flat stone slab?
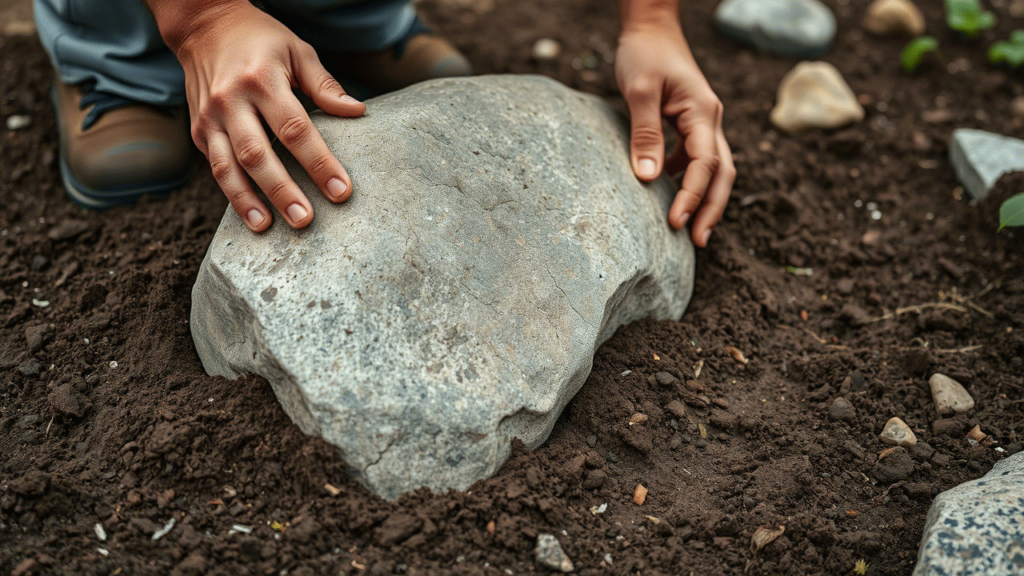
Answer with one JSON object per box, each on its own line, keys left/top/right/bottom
{"left": 913, "top": 451, "right": 1024, "bottom": 575}
{"left": 714, "top": 0, "right": 836, "bottom": 58}
{"left": 191, "top": 75, "right": 695, "bottom": 499}
{"left": 950, "top": 129, "right": 1024, "bottom": 201}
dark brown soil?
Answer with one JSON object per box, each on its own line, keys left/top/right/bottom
{"left": 2, "top": 1, "right": 1023, "bottom": 575}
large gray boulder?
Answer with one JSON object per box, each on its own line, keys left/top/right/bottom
{"left": 190, "top": 75, "right": 695, "bottom": 499}
{"left": 913, "top": 451, "right": 1024, "bottom": 576}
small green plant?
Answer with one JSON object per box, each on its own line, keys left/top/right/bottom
{"left": 1000, "top": 194, "right": 1024, "bottom": 230}
{"left": 988, "top": 30, "right": 1024, "bottom": 67}
{"left": 946, "top": 0, "right": 997, "bottom": 37}
{"left": 901, "top": 36, "right": 939, "bottom": 72}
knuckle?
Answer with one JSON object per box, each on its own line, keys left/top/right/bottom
{"left": 631, "top": 124, "right": 663, "bottom": 148}
{"left": 307, "top": 154, "right": 334, "bottom": 178}
{"left": 317, "top": 73, "right": 343, "bottom": 96}
{"left": 624, "top": 76, "right": 658, "bottom": 100}
{"left": 207, "top": 88, "right": 232, "bottom": 112}
{"left": 266, "top": 180, "right": 293, "bottom": 203}
{"left": 209, "top": 157, "right": 234, "bottom": 182}
{"left": 277, "top": 115, "right": 312, "bottom": 147}
{"left": 235, "top": 138, "right": 267, "bottom": 170}
{"left": 225, "top": 187, "right": 249, "bottom": 205}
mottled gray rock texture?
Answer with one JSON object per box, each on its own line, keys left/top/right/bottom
{"left": 950, "top": 129, "right": 1024, "bottom": 201}
{"left": 714, "top": 0, "right": 836, "bottom": 57}
{"left": 191, "top": 75, "right": 696, "bottom": 500}
{"left": 913, "top": 451, "right": 1024, "bottom": 576}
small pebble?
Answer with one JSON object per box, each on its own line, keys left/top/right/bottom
{"left": 880, "top": 417, "right": 917, "bottom": 447}
{"left": 535, "top": 534, "right": 574, "bottom": 572}
{"left": 863, "top": 0, "right": 925, "bottom": 36}
{"left": 770, "top": 62, "right": 864, "bottom": 133}
{"left": 531, "top": 39, "right": 561, "bottom": 60}
{"left": 6, "top": 115, "right": 31, "bottom": 131}
{"left": 829, "top": 396, "right": 857, "bottom": 422}
{"left": 929, "top": 373, "right": 975, "bottom": 416}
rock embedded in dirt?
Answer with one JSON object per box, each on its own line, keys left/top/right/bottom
{"left": 862, "top": 0, "right": 925, "bottom": 36}
{"left": 535, "top": 533, "right": 574, "bottom": 572}
{"left": 46, "top": 219, "right": 90, "bottom": 242}
{"left": 17, "top": 359, "right": 41, "bottom": 377}
{"left": 829, "top": 396, "right": 856, "bottom": 422}
{"left": 913, "top": 451, "right": 1024, "bottom": 576}
{"left": 880, "top": 417, "right": 916, "bottom": 447}
{"left": 770, "top": 62, "right": 864, "bottom": 133}
{"left": 949, "top": 129, "right": 1024, "bottom": 200}
{"left": 928, "top": 373, "right": 975, "bottom": 415}
{"left": 191, "top": 75, "right": 696, "bottom": 500}
{"left": 872, "top": 447, "right": 915, "bottom": 483}
{"left": 24, "top": 324, "right": 50, "bottom": 353}
{"left": 714, "top": 0, "right": 835, "bottom": 57}
{"left": 49, "top": 383, "right": 85, "bottom": 418}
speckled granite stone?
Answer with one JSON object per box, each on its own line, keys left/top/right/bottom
{"left": 191, "top": 75, "right": 696, "bottom": 500}
{"left": 913, "top": 451, "right": 1024, "bottom": 575}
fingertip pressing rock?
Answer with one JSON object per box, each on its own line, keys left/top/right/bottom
{"left": 714, "top": 0, "right": 836, "bottom": 57}
{"left": 829, "top": 396, "right": 857, "bottom": 422}
{"left": 770, "top": 62, "right": 864, "bottom": 133}
{"left": 950, "top": 129, "right": 1024, "bottom": 201}
{"left": 880, "top": 417, "right": 917, "bottom": 447}
{"left": 929, "top": 373, "right": 975, "bottom": 416}
{"left": 535, "top": 534, "right": 574, "bottom": 572}
{"left": 912, "top": 451, "right": 1024, "bottom": 576}
{"left": 863, "top": 0, "right": 925, "bottom": 36}
{"left": 190, "top": 76, "right": 696, "bottom": 500}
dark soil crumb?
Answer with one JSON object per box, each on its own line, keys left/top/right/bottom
{"left": 1, "top": 0, "right": 1022, "bottom": 575}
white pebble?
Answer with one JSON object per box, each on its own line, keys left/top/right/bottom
{"left": 94, "top": 523, "right": 107, "bottom": 541}
{"left": 6, "top": 115, "right": 31, "bottom": 131}
{"left": 31, "top": 299, "right": 49, "bottom": 308}
{"left": 620, "top": 370, "right": 632, "bottom": 377}
{"left": 531, "top": 38, "right": 561, "bottom": 60}
{"left": 152, "top": 518, "right": 176, "bottom": 540}
{"left": 871, "top": 210, "right": 882, "bottom": 220}
{"left": 109, "top": 361, "right": 118, "bottom": 368}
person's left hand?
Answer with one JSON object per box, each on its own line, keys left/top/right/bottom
{"left": 615, "top": 22, "right": 735, "bottom": 247}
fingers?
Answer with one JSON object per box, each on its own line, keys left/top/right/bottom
{"left": 227, "top": 108, "right": 314, "bottom": 229}
{"left": 294, "top": 46, "right": 366, "bottom": 118}
{"left": 668, "top": 121, "right": 719, "bottom": 230}
{"left": 256, "top": 82, "right": 353, "bottom": 204}
{"left": 207, "top": 131, "right": 271, "bottom": 232}
{"left": 622, "top": 78, "right": 666, "bottom": 182}
{"left": 689, "top": 132, "right": 735, "bottom": 247}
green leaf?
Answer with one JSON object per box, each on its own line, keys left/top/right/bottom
{"left": 988, "top": 31, "right": 1024, "bottom": 67}
{"left": 1010, "top": 30, "right": 1024, "bottom": 44}
{"left": 946, "top": 0, "right": 997, "bottom": 35}
{"left": 976, "top": 11, "right": 997, "bottom": 31}
{"left": 999, "top": 193, "right": 1024, "bottom": 230}
{"left": 902, "top": 36, "right": 939, "bottom": 72}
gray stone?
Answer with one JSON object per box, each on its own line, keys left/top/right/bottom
{"left": 929, "top": 373, "right": 975, "bottom": 416}
{"left": 829, "top": 396, "right": 856, "bottom": 422}
{"left": 535, "top": 533, "right": 574, "bottom": 572}
{"left": 191, "top": 75, "right": 695, "bottom": 500}
{"left": 913, "top": 451, "right": 1024, "bottom": 576}
{"left": 950, "top": 129, "right": 1024, "bottom": 201}
{"left": 714, "top": 0, "right": 836, "bottom": 57}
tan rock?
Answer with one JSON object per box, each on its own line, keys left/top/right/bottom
{"left": 929, "top": 373, "right": 975, "bottom": 416}
{"left": 880, "top": 417, "right": 917, "bottom": 447}
{"left": 863, "top": 0, "right": 925, "bottom": 37}
{"left": 770, "top": 62, "right": 865, "bottom": 133}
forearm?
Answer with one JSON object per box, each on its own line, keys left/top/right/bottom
{"left": 618, "top": 0, "right": 681, "bottom": 33}
{"left": 143, "top": 0, "right": 247, "bottom": 51}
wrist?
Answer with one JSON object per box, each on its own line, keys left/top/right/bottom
{"left": 146, "top": 0, "right": 250, "bottom": 53}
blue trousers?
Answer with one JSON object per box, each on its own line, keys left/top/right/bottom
{"left": 34, "top": 0, "right": 416, "bottom": 107}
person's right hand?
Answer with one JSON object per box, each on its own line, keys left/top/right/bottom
{"left": 162, "top": 0, "right": 364, "bottom": 232}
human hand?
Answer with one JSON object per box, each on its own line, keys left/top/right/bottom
{"left": 615, "top": 22, "right": 735, "bottom": 247}
{"left": 160, "top": 0, "right": 365, "bottom": 232}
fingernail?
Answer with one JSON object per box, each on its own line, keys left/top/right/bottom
{"left": 638, "top": 158, "right": 657, "bottom": 178}
{"left": 340, "top": 95, "right": 360, "bottom": 104}
{"left": 678, "top": 212, "right": 691, "bottom": 227}
{"left": 286, "top": 203, "right": 308, "bottom": 223}
{"left": 701, "top": 228, "right": 712, "bottom": 246}
{"left": 327, "top": 178, "right": 348, "bottom": 200}
{"left": 247, "top": 209, "right": 265, "bottom": 228}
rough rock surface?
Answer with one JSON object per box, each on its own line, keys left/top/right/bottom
{"left": 929, "top": 373, "right": 975, "bottom": 416}
{"left": 770, "top": 62, "right": 864, "bottom": 133}
{"left": 714, "top": 0, "right": 836, "bottom": 57}
{"left": 190, "top": 75, "right": 696, "bottom": 499}
{"left": 535, "top": 534, "right": 575, "bottom": 572}
{"left": 950, "top": 129, "right": 1024, "bottom": 200}
{"left": 913, "top": 452, "right": 1024, "bottom": 575}
{"left": 880, "top": 417, "right": 917, "bottom": 447}
{"left": 863, "top": 0, "right": 925, "bottom": 36}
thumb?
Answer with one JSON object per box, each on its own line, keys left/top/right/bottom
{"left": 624, "top": 86, "right": 665, "bottom": 182}
{"left": 295, "top": 50, "right": 366, "bottom": 118}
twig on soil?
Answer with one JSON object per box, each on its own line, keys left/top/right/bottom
{"left": 865, "top": 302, "right": 969, "bottom": 324}
{"left": 932, "top": 345, "right": 984, "bottom": 354}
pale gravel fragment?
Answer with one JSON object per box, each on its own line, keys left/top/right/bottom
{"left": 151, "top": 518, "right": 175, "bottom": 541}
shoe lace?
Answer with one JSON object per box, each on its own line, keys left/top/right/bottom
{"left": 78, "top": 81, "right": 172, "bottom": 130}
{"left": 392, "top": 14, "right": 433, "bottom": 60}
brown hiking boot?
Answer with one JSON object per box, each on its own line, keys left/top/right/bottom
{"left": 325, "top": 15, "right": 473, "bottom": 95}
{"left": 53, "top": 78, "right": 194, "bottom": 209}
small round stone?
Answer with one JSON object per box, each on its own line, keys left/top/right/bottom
{"left": 531, "top": 39, "right": 561, "bottom": 61}
{"left": 880, "top": 417, "right": 917, "bottom": 447}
